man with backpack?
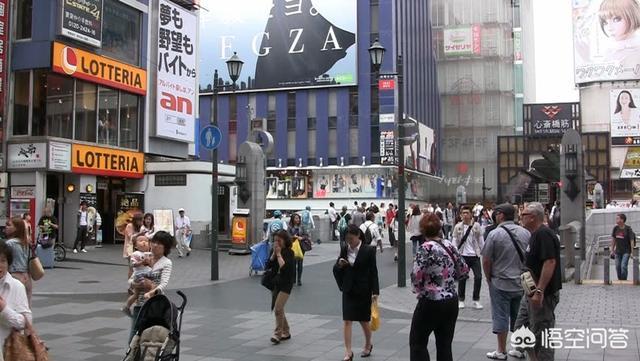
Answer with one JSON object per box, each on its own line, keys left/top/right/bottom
{"left": 338, "top": 206, "right": 351, "bottom": 248}
{"left": 359, "top": 212, "right": 383, "bottom": 252}
{"left": 351, "top": 207, "right": 366, "bottom": 228}
{"left": 267, "top": 211, "right": 287, "bottom": 243}
{"left": 300, "top": 206, "right": 316, "bottom": 243}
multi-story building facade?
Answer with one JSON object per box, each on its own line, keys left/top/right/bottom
{"left": 198, "top": 0, "right": 442, "bottom": 211}
{"left": 5, "top": 0, "right": 199, "bottom": 244}
{"left": 429, "top": 0, "right": 522, "bottom": 203}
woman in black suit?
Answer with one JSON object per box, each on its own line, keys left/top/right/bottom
{"left": 333, "top": 225, "right": 380, "bottom": 361}
{"left": 267, "top": 230, "right": 295, "bottom": 344}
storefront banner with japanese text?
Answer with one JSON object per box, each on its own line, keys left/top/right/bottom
{"left": 115, "top": 192, "right": 144, "bottom": 239}
{"left": 156, "top": 0, "right": 197, "bottom": 143}
{"left": 443, "top": 25, "right": 481, "bottom": 57}
{"left": 573, "top": 0, "right": 640, "bottom": 83}
{"left": 60, "top": 0, "right": 103, "bottom": 47}
{"left": 610, "top": 89, "right": 640, "bottom": 145}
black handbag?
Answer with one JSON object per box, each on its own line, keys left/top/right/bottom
{"left": 261, "top": 268, "right": 276, "bottom": 291}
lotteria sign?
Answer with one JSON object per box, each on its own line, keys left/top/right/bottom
{"left": 72, "top": 144, "right": 144, "bottom": 178}
{"left": 52, "top": 42, "right": 147, "bottom": 95}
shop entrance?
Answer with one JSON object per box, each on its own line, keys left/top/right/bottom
{"left": 96, "top": 177, "right": 125, "bottom": 243}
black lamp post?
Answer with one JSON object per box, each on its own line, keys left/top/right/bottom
{"left": 211, "top": 52, "right": 243, "bottom": 281}
{"left": 369, "top": 40, "right": 407, "bottom": 287}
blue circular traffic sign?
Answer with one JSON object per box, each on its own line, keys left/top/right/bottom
{"left": 201, "top": 125, "right": 222, "bottom": 150}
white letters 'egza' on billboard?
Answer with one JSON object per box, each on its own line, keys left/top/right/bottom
{"left": 199, "top": 0, "right": 357, "bottom": 92}
{"left": 573, "top": 0, "right": 640, "bottom": 83}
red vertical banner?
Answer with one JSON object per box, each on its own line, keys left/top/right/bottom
{"left": 0, "top": 0, "right": 8, "bottom": 126}
{"left": 472, "top": 24, "right": 482, "bottom": 55}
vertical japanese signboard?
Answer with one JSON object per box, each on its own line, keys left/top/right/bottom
{"left": 0, "top": 0, "right": 8, "bottom": 127}
{"left": 156, "top": 0, "right": 197, "bottom": 143}
{"left": 60, "top": 0, "right": 103, "bottom": 47}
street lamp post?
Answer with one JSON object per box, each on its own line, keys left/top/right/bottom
{"left": 369, "top": 40, "right": 407, "bottom": 287}
{"left": 211, "top": 52, "right": 243, "bottom": 281}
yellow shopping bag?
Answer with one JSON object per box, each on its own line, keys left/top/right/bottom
{"left": 370, "top": 299, "right": 380, "bottom": 331}
{"left": 292, "top": 239, "right": 304, "bottom": 259}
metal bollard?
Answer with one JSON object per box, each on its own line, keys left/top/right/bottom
{"left": 634, "top": 247, "right": 639, "bottom": 285}
{"left": 604, "top": 246, "right": 611, "bottom": 285}
{"left": 574, "top": 255, "right": 582, "bottom": 285}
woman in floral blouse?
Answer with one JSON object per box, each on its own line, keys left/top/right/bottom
{"left": 409, "top": 213, "right": 469, "bottom": 361}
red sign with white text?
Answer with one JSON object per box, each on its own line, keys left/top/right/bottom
{"left": 0, "top": 0, "right": 9, "bottom": 119}
{"left": 378, "top": 79, "right": 395, "bottom": 90}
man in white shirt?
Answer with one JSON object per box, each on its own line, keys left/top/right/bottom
{"left": 328, "top": 202, "right": 338, "bottom": 242}
{"left": 73, "top": 201, "right": 89, "bottom": 253}
{"left": 175, "top": 208, "right": 192, "bottom": 257}
{"left": 443, "top": 202, "right": 455, "bottom": 239}
{"left": 452, "top": 206, "right": 485, "bottom": 309}
{"left": 360, "top": 212, "right": 383, "bottom": 252}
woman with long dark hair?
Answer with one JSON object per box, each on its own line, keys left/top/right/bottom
{"left": 5, "top": 217, "right": 33, "bottom": 305}
{"left": 333, "top": 225, "right": 379, "bottom": 361}
{"left": 141, "top": 212, "right": 157, "bottom": 239}
{"left": 267, "top": 230, "right": 295, "bottom": 344}
{"left": 289, "top": 213, "right": 309, "bottom": 286}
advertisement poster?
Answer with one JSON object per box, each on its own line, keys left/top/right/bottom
{"left": 153, "top": 209, "right": 175, "bottom": 236}
{"left": 291, "top": 176, "right": 307, "bottom": 198}
{"left": 266, "top": 177, "right": 279, "bottom": 199}
{"left": 620, "top": 147, "right": 640, "bottom": 178}
{"left": 610, "top": 89, "right": 640, "bottom": 145}
{"left": 403, "top": 120, "right": 435, "bottom": 175}
{"left": 573, "top": 0, "right": 640, "bottom": 83}
{"left": 79, "top": 193, "right": 97, "bottom": 208}
{"left": 443, "top": 25, "right": 481, "bottom": 57}
{"left": 380, "top": 131, "right": 396, "bottom": 165}
{"left": 114, "top": 193, "right": 144, "bottom": 239}
{"left": 60, "top": 0, "right": 103, "bottom": 47}
{"left": 231, "top": 216, "right": 248, "bottom": 244}
{"left": 315, "top": 174, "right": 330, "bottom": 198}
{"left": 156, "top": 0, "right": 197, "bottom": 143}
{"left": 199, "top": 0, "right": 357, "bottom": 91}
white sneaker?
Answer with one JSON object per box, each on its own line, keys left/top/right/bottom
{"left": 508, "top": 349, "right": 525, "bottom": 359}
{"left": 473, "top": 301, "right": 484, "bottom": 310}
{"left": 458, "top": 301, "right": 465, "bottom": 309}
{"left": 81, "top": 249, "right": 88, "bottom": 253}
{"left": 73, "top": 249, "right": 78, "bottom": 254}
{"left": 486, "top": 350, "right": 507, "bottom": 360}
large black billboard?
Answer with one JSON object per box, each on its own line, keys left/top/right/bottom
{"left": 60, "top": 0, "right": 104, "bottom": 47}
{"left": 199, "top": 0, "right": 357, "bottom": 92}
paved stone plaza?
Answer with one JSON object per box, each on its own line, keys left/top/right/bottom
{"left": 31, "top": 242, "right": 640, "bottom": 361}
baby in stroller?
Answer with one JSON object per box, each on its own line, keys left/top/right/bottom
{"left": 122, "top": 238, "right": 152, "bottom": 316}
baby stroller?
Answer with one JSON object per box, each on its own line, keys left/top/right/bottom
{"left": 123, "top": 291, "right": 187, "bottom": 361}
{"left": 249, "top": 239, "right": 271, "bottom": 276}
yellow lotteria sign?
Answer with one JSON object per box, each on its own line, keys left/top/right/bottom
{"left": 72, "top": 144, "right": 144, "bottom": 179}
{"left": 52, "top": 42, "right": 147, "bottom": 95}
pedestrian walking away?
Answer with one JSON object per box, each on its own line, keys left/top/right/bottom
{"left": 514, "top": 202, "right": 562, "bottom": 361}
{"left": 351, "top": 207, "right": 366, "bottom": 228}
{"left": 333, "top": 225, "right": 379, "bottom": 361}
{"left": 175, "top": 208, "right": 192, "bottom": 257}
{"left": 410, "top": 213, "right": 469, "bottom": 361}
{"left": 328, "top": 202, "right": 339, "bottom": 242}
{"left": 301, "top": 206, "right": 316, "bottom": 243}
{"left": 443, "top": 202, "right": 455, "bottom": 240}
{"left": 452, "top": 206, "right": 485, "bottom": 310}
{"left": 267, "top": 230, "right": 295, "bottom": 345}
{"left": 482, "top": 203, "right": 531, "bottom": 360}
{"left": 610, "top": 213, "right": 635, "bottom": 281}
{"left": 360, "top": 212, "right": 383, "bottom": 253}
{"left": 5, "top": 217, "right": 34, "bottom": 306}
{"left": 407, "top": 206, "right": 423, "bottom": 257}
{"left": 73, "top": 201, "right": 89, "bottom": 253}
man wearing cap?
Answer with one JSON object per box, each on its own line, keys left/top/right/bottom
{"left": 482, "top": 203, "right": 531, "bottom": 360}
{"left": 175, "top": 208, "right": 192, "bottom": 257}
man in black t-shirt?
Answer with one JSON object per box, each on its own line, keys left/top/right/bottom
{"left": 611, "top": 213, "right": 635, "bottom": 281}
{"left": 514, "top": 202, "right": 561, "bottom": 361}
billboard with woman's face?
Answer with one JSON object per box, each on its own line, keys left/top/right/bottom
{"left": 610, "top": 89, "right": 640, "bottom": 145}
{"left": 573, "top": 0, "right": 640, "bottom": 83}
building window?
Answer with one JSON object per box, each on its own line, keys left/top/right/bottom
{"left": 32, "top": 71, "right": 46, "bottom": 136}
{"left": 12, "top": 71, "right": 30, "bottom": 135}
{"left": 101, "top": 0, "right": 141, "bottom": 64}
{"left": 155, "top": 174, "right": 187, "bottom": 186}
{"left": 307, "top": 117, "right": 316, "bottom": 130}
{"left": 328, "top": 116, "right": 338, "bottom": 129}
{"left": 15, "top": 0, "right": 32, "bottom": 40}
{"left": 98, "top": 87, "right": 118, "bottom": 146}
{"left": 45, "top": 73, "right": 74, "bottom": 139}
{"left": 120, "top": 92, "right": 139, "bottom": 149}
{"left": 75, "top": 80, "right": 97, "bottom": 142}
{"left": 287, "top": 118, "right": 296, "bottom": 130}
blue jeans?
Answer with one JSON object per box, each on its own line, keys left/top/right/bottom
{"left": 615, "top": 253, "right": 630, "bottom": 281}
{"left": 128, "top": 305, "right": 141, "bottom": 344}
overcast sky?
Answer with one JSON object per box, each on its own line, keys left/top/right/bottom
{"left": 530, "top": 0, "right": 580, "bottom": 103}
